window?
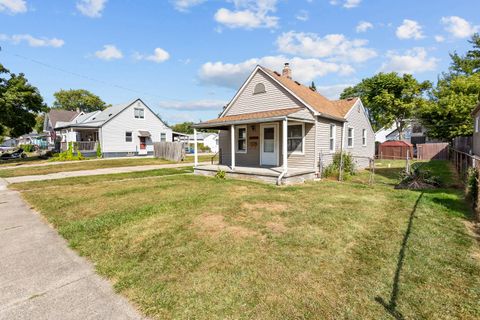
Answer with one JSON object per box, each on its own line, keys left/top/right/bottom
{"left": 134, "top": 108, "right": 144, "bottom": 119}
{"left": 476, "top": 117, "right": 480, "bottom": 133}
{"left": 253, "top": 83, "right": 266, "bottom": 94}
{"left": 287, "top": 123, "right": 304, "bottom": 154}
{"left": 236, "top": 126, "right": 247, "bottom": 153}
{"left": 347, "top": 127, "right": 354, "bottom": 148}
{"left": 329, "top": 124, "right": 336, "bottom": 152}
{"left": 362, "top": 129, "right": 367, "bottom": 146}
{"left": 160, "top": 133, "right": 166, "bottom": 142}
{"left": 125, "top": 131, "right": 132, "bottom": 142}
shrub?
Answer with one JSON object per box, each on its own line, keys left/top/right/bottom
{"left": 467, "top": 168, "right": 479, "bottom": 209}
{"left": 19, "top": 144, "right": 35, "bottom": 152}
{"left": 96, "top": 142, "right": 102, "bottom": 158}
{"left": 323, "top": 152, "right": 356, "bottom": 179}
{"left": 49, "top": 142, "right": 86, "bottom": 162}
{"left": 215, "top": 170, "right": 226, "bottom": 179}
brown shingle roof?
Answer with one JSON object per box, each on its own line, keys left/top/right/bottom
{"left": 261, "top": 67, "right": 355, "bottom": 118}
{"left": 48, "top": 109, "right": 80, "bottom": 128}
{"left": 200, "top": 107, "right": 303, "bottom": 125}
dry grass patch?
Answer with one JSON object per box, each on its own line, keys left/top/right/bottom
{"left": 193, "top": 213, "right": 259, "bottom": 240}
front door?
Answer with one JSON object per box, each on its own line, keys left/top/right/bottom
{"left": 139, "top": 137, "right": 147, "bottom": 155}
{"left": 260, "top": 123, "right": 278, "bottom": 166}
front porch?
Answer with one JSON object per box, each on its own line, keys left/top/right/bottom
{"left": 192, "top": 108, "right": 318, "bottom": 185}
{"left": 60, "top": 128, "right": 100, "bottom": 153}
{"left": 194, "top": 164, "right": 316, "bottom": 185}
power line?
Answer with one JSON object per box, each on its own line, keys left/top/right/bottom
{"left": 2, "top": 49, "right": 184, "bottom": 102}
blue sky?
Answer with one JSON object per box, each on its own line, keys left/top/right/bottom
{"left": 1, "top": 0, "right": 479, "bottom": 124}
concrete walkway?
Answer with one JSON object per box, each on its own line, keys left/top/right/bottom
{"left": 0, "top": 181, "right": 145, "bottom": 319}
{"left": 4, "top": 162, "right": 208, "bottom": 184}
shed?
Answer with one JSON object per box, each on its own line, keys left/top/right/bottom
{"left": 378, "top": 140, "right": 414, "bottom": 160}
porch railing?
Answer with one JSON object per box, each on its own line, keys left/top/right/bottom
{"left": 60, "top": 141, "right": 97, "bottom": 152}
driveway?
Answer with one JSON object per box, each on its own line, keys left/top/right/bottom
{"left": 0, "top": 179, "right": 145, "bottom": 319}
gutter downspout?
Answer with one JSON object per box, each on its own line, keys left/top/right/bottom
{"left": 339, "top": 122, "right": 346, "bottom": 181}
{"left": 277, "top": 117, "right": 288, "bottom": 186}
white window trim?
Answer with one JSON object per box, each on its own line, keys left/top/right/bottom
{"left": 160, "top": 132, "right": 166, "bottom": 142}
{"left": 287, "top": 122, "right": 305, "bottom": 155}
{"left": 125, "top": 131, "right": 132, "bottom": 143}
{"left": 134, "top": 108, "right": 145, "bottom": 119}
{"left": 329, "top": 124, "right": 336, "bottom": 153}
{"left": 476, "top": 116, "right": 480, "bottom": 133}
{"left": 362, "top": 129, "right": 367, "bottom": 147}
{"left": 235, "top": 125, "right": 247, "bottom": 154}
{"left": 347, "top": 127, "right": 354, "bottom": 148}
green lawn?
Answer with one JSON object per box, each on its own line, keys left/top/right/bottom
{"left": 11, "top": 161, "right": 480, "bottom": 319}
{"left": 0, "top": 154, "right": 215, "bottom": 178}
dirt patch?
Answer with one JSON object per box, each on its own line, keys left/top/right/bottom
{"left": 194, "top": 213, "right": 258, "bottom": 239}
{"left": 242, "top": 202, "right": 289, "bottom": 212}
{"left": 266, "top": 221, "right": 287, "bottom": 233}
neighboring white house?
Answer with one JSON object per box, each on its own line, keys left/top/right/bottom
{"left": 54, "top": 99, "right": 172, "bottom": 157}
{"left": 375, "top": 120, "right": 431, "bottom": 145}
{"left": 174, "top": 132, "right": 219, "bottom": 153}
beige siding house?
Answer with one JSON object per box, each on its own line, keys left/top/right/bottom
{"left": 193, "top": 64, "right": 375, "bottom": 184}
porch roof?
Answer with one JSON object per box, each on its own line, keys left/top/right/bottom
{"left": 193, "top": 107, "right": 313, "bottom": 129}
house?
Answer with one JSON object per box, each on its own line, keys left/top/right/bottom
{"left": 192, "top": 63, "right": 375, "bottom": 184}
{"left": 54, "top": 98, "right": 172, "bottom": 157}
{"left": 174, "top": 132, "right": 219, "bottom": 153}
{"left": 44, "top": 109, "right": 82, "bottom": 147}
{"left": 375, "top": 120, "right": 431, "bottom": 146}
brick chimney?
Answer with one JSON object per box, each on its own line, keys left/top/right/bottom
{"left": 282, "top": 62, "right": 292, "bottom": 79}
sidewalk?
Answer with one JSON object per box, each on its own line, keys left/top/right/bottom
{"left": 4, "top": 162, "right": 207, "bottom": 184}
{"left": 0, "top": 183, "right": 145, "bottom": 319}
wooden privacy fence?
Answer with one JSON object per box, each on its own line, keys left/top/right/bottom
{"left": 417, "top": 142, "right": 449, "bottom": 160}
{"left": 153, "top": 142, "right": 185, "bottom": 162}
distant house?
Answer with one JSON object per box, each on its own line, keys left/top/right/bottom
{"left": 52, "top": 99, "right": 172, "bottom": 157}
{"left": 192, "top": 63, "right": 375, "bottom": 184}
{"left": 375, "top": 120, "right": 432, "bottom": 146}
{"left": 174, "top": 132, "right": 219, "bottom": 153}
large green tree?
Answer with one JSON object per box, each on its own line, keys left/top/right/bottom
{"left": 171, "top": 122, "right": 194, "bottom": 134}
{"left": 53, "top": 89, "right": 107, "bottom": 112}
{"left": 449, "top": 33, "right": 480, "bottom": 76}
{"left": 340, "top": 72, "right": 431, "bottom": 137}
{"left": 419, "top": 34, "right": 480, "bottom": 140}
{"left": 0, "top": 64, "right": 47, "bottom": 137}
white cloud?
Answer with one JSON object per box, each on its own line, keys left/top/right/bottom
{"left": 134, "top": 48, "right": 170, "bottom": 63}
{"left": 356, "top": 21, "right": 373, "bottom": 33}
{"left": 434, "top": 35, "right": 445, "bottom": 43}
{"left": 330, "top": 0, "right": 361, "bottom": 9}
{"left": 76, "top": 0, "right": 107, "bottom": 18}
{"left": 158, "top": 99, "right": 227, "bottom": 111}
{"left": 380, "top": 48, "right": 439, "bottom": 74}
{"left": 396, "top": 19, "right": 424, "bottom": 40}
{"left": 0, "top": 0, "right": 27, "bottom": 14}
{"left": 214, "top": 0, "right": 279, "bottom": 29}
{"left": 199, "top": 56, "right": 354, "bottom": 89}
{"left": 441, "top": 16, "right": 479, "bottom": 38}
{"left": 316, "top": 84, "right": 353, "bottom": 100}
{"left": 0, "top": 33, "right": 64, "bottom": 47}
{"left": 295, "top": 10, "right": 309, "bottom": 22}
{"left": 94, "top": 44, "right": 123, "bottom": 60}
{"left": 171, "top": 0, "right": 206, "bottom": 12}
{"left": 276, "top": 31, "right": 377, "bottom": 63}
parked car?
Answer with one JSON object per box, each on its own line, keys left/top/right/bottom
{"left": 0, "top": 148, "right": 27, "bottom": 160}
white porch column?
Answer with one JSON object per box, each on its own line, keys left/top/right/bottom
{"left": 230, "top": 124, "right": 235, "bottom": 171}
{"left": 282, "top": 118, "right": 288, "bottom": 171}
{"left": 193, "top": 128, "right": 198, "bottom": 167}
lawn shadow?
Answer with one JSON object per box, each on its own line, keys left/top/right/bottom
{"left": 375, "top": 192, "right": 424, "bottom": 320}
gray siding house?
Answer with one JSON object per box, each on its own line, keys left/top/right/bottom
{"left": 472, "top": 102, "right": 480, "bottom": 156}
{"left": 193, "top": 64, "right": 375, "bottom": 184}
